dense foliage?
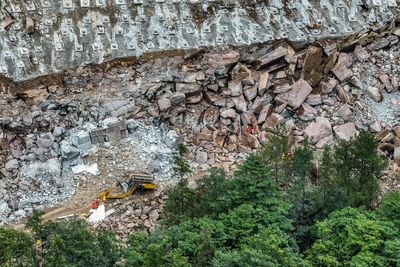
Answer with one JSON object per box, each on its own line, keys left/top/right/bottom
{"left": 0, "top": 131, "right": 398, "bottom": 266}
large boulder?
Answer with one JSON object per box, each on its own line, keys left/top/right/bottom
{"left": 334, "top": 122, "right": 359, "bottom": 141}
{"left": 303, "top": 117, "right": 333, "bottom": 144}
{"left": 275, "top": 79, "right": 313, "bottom": 109}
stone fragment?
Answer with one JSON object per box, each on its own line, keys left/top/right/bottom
{"left": 394, "top": 126, "right": 400, "bottom": 138}
{"left": 353, "top": 45, "right": 369, "bottom": 62}
{"left": 367, "top": 87, "right": 383, "bottom": 102}
{"left": 232, "top": 95, "right": 247, "bottom": 112}
{"left": 253, "top": 46, "right": 288, "bottom": 70}
{"left": 203, "top": 107, "right": 219, "bottom": 125}
{"left": 275, "top": 79, "right": 313, "bottom": 109}
{"left": 315, "top": 135, "right": 334, "bottom": 149}
{"left": 258, "top": 72, "right": 270, "bottom": 95}
{"left": 220, "top": 108, "right": 237, "bottom": 119}
{"left": 241, "top": 111, "right": 257, "bottom": 125}
{"left": 229, "top": 81, "right": 243, "bottom": 97}
{"left": 331, "top": 53, "right": 353, "bottom": 82}
{"left": 301, "top": 46, "right": 323, "bottom": 87}
{"left": 334, "top": 122, "right": 359, "bottom": 141}
{"left": 320, "top": 78, "right": 338, "bottom": 94}
{"left": 243, "top": 86, "right": 258, "bottom": 101}
{"left": 171, "top": 92, "right": 186, "bottom": 105}
{"left": 303, "top": 117, "right": 333, "bottom": 144}
{"left": 337, "top": 104, "right": 353, "bottom": 121}
{"left": 335, "top": 85, "right": 352, "bottom": 104}
{"left": 196, "top": 151, "right": 208, "bottom": 164}
{"left": 26, "top": 17, "right": 35, "bottom": 33}
{"left": 257, "top": 104, "right": 273, "bottom": 125}
{"left": 370, "top": 121, "right": 382, "bottom": 133}
{"left": 186, "top": 93, "right": 203, "bottom": 104}
{"left": 306, "top": 94, "right": 322, "bottom": 106}
{"left": 298, "top": 103, "right": 317, "bottom": 121}
{"left": 261, "top": 113, "right": 284, "bottom": 129}
{"left": 158, "top": 98, "right": 171, "bottom": 111}
{"left": 379, "top": 74, "right": 394, "bottom": 93}
{"left": 5, "top": 159, "right": 19, "bottom": 171}
{"left": 370, "top": 38, "right": 390, "bottom": 51}
{"left": 394, "top": 147, "right": 400, "bottom": 164}
{"left": 241, "top": 134, "right": 260, "bottom": 149}
{"left": 37, "top": 133, "right": 54, "bottom": 148}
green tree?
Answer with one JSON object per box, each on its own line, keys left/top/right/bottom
{"left": 288, "top": 140, "right": 321, "bottom": 250}
{"left": 377, "top": 191, "right": 400, "bottom": 228}
{"left": 212, "top": 226, "right": 306, "bottom": 267}
{"left": 319, "top": 131, "right": 387, "bottom": 214}
{"left": 259, "top": 124, "right": 293, "bottom": 186}
{"left": 0, "top": 228, "right": 36, "bottom": 267}
{"left": 172, "top": 143, "right": 192, "bottom": 180}
{"left": 26, "top": 212, "right": 119, "bottom": 267}
{"left": 306, "top": 207, "right": 400, "bottom": 267}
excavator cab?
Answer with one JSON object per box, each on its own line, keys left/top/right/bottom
{"left": 99, "top": 173, "right": 157, "bottom": 200}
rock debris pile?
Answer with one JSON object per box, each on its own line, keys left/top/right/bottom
{"left": 1, "top": 27, "right": 400, "bottom": 227}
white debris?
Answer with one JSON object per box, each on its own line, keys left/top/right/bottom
{"left": 71, "top": 163, "right": 99, "bottom": 175}
{"left": 87, "top": 204, "right": 106, "bottom": 224}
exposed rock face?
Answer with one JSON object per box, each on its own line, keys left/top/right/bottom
{"left": 0, "top": 0, "right": 398, "bottom": 82}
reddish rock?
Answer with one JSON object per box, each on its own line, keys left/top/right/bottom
{"left": 320, "top": 78, "right": 338, "bottom": 94}
{"left": 334, "top": 122, "right": 359, "bottom": 141}
{"left": 335, "top": 85, "right": 352, "bottom": 104}
{"left": 315, "top": 135, "right": 334, "bottom": 149}
{"left": 301, "top": 46, "right": 323, "bottom": 87}
{"left": 275, "top": 79, "right": 313, "bottom": 109}
{"left": 26, "top": 17, "right": 35, "bottom": 33}
{"left": 258, "top": 72, "right": 270, "bottom": 95}
{"left": 306, "top": 94, "right": 322, "bottom": 106}
{"left": 253, "top": 46, "right": 288, "bottom": 70}
{"left": 367, "top": 86, "right": 382, "bottom": 102}
{"left": 370, "top": 121, "right": 382, "bottom": 133}
{"left": 243, "top": 86, "right": 258, "bottom": 101}
{"left": 241, "top": 111, "right": 257, "bottom": 125}
{"left": 261, "top": 113, "right": 284, "bottom": 129}
{"left": 379, "top": 74, "right": 394, "bottom": 93}
{"left": 354, "top": 45, "right": 369, "bottom": 62}
{"left": 241, "top": 134, "right": 260, "bottom": 149}
{"left": 220, "top": 108, "right": 237, "bottom": 119}
{"left": 303, "top": 117, "right": 333, "bottom": 144}
{"left": 213, "top": 130, "right": 226, "bottom": 147}
{"left": 232, "top": 95, "right": 248, "bottom": 112}
{"left": 158, "top": 98, "right": 171, "bottom": 111}
{"left": 203, "top": 107, "right": 220, "bottom": 125}
{"left": 331, "top": 53, "right": 353, "bottom": 82}
{"left": 298, "top": 103, "right": 317, "bottom": 121}
{"left": 337, "top": 104, "right": 353, "bottom": 121}
{"left": 257, "top": 104, "right": 273, "bottom": 125}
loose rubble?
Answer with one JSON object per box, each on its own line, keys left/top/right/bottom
{"left": 1, "top": 27, "right": 400, "bottom": 231}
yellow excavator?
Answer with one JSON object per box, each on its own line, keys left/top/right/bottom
{"left": 99, "top": 172, "right": 157, "bottom": 200}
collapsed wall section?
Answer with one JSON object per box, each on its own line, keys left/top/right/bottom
{"left": 0, "top": 0, "right": 399, "bottom": 82}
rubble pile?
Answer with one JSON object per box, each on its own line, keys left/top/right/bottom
{"left": 1, "top": 27, "right": 400, "bottom": 227}
{"left": 96, "top": 192, "right": 168, "bottom": 240}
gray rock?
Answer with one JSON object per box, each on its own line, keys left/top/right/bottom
{"left": 195, "top": 151, "right": 208, "bottom": 164}
{"left": 37, "top": 133, "right": 54, "bottom": 148}
{"left": 367, "top": 86, "right": 383, "bottom": 102}
{"left": 53, "top": 127, "right": 65, "bottom": 138}
{"left": 5, "top": 159, "right": 19, "bottom": 171}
